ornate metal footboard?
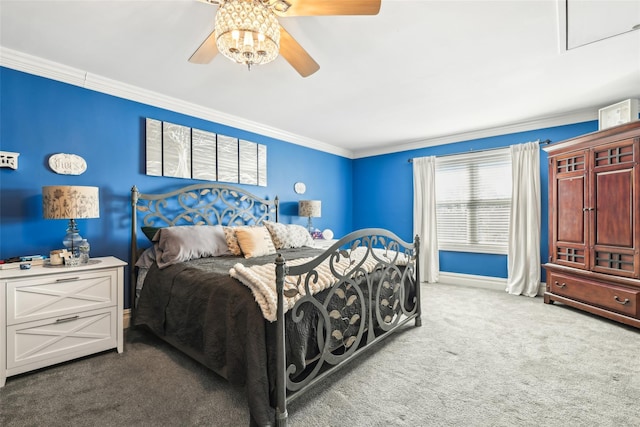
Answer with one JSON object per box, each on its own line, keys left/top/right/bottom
{"left": 274, "top": 229, "right": 420, "bottom": 426}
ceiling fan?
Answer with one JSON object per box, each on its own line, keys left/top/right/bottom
{"left": 189, "top": 0, "right": 381, "bottom": 77}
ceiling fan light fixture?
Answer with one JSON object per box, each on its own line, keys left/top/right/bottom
{"left": 215, "top": 0, "right": 280, "bottom": 69}
{"left": 270, "top": 0, "right": 291, "bottom": 14}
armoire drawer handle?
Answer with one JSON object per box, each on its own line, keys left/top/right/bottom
{"left": 55, "top": 315, "right": 79, "bottom": 323}
{"left": 613, "top": 296, "right": 630, "bottom": 305}
{"left": 554, "top": 281, "right": 566, "bottom": 288}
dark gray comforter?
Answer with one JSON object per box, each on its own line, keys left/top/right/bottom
{"left": 133, "top": 246, "right": 413, "bottom": 427}
{"left": 132, "top": 247, "right": 323, "bottom": 427}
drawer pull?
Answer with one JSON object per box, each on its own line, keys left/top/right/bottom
{"left": 613, "top": 296, "right": 630, "bottom": 305}
{"left": 55, "top": 277, "right": 80, "bottom": 283}
{"left": 55, "top": 315, "right": 79, "bottom": 324}
{"left": 554, "top": 281, "right": 566, "bottom": 288}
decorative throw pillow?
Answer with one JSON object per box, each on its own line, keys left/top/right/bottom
{"left": 223, "top": 226, "right": 245, "bottom": 256}
{"left": 154, "top": 225, "right": 230, "bottom": 269}
{"left": 263, "top": 220, "right": 314, "bottom": 249}
{"left": 263, "top": 220, "right": 289, "bottom": 249}
{"left": 234, "top": 226, "right": 277, "bottom": 259}
{"left": 287, "top": 224, "right": 315, "bottom": 247}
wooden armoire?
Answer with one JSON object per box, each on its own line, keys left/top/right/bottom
{"left": 543, "top": 121, "right": 640, "bottom": 328}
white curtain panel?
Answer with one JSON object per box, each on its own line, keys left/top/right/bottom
{"left": 413, "top": 156, "right": 439, "bottom": 283}
{"left": 506, "top": 141, "right": 541, "bottom": 297}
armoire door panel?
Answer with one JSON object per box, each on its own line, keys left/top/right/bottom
{"left": 555, "top": 153, "right": 586, "bottom": 174}
{"left": 593, "top": 139, "right": 635, "bottom": 168}
{"left": 556, "top": 176, "right": 586, "bottom": 244}
{"left": 554, "top": 244, "right": 587, "bottom": 268}
{"left": 594, "top": 168, "right": 633, "bottom": 248}
{"left": 593, "top": 246, "right": 636, "bottom": 277}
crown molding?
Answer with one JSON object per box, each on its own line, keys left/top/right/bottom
{"left": 0, "top": 48, "right": 88, "bottom": 87}
{"left": 0, "top": 47, "right": 353, "bottom": 159}
{"left": 1, "top": 47, "right": 599, "bottom": 161}
{"left": 353, "top": 108, "right": 598, "bottom": 159}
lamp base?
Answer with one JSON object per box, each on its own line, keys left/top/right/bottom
{"left": 63, "top": 219, "right": 83, "bottom": 257}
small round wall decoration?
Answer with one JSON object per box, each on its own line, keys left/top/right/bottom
{"left": 322, "top": 229, "right": 334, "bottom": 240}
{"left": 48, "top": 153, "right": 87, "bottom": 175}
{"left": 294, "top": 182, "right": 306, "bottom": 194}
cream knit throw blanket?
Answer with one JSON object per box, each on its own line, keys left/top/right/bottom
{"left": 230, "top": 247, "right": 409, "bottom": 322}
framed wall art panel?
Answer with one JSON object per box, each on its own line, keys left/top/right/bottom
{"left": 217, "top": 134, "right": 239, "bottom": 183}
{"left": 192, "top": 129, "right": 217, "bottom": 181}
{"left": 239, "top": 139, "right": 258, "bottom": 185}
{"left": 145, "top": 118, "right": 163, "bottom": 176}
{"left": 144, "top": 118, "right": 267, "bottom": 186}
{"left": 162, "top": 122, "right": 191, "bottom": 179}
{"left": 258, "top": 144, "right": 267, "bottom": 187}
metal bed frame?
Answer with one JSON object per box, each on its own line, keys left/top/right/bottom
{"left": 130, "top": 183, "right": 421, "bottom": 426}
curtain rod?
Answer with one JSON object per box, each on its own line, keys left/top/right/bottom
{"left": 407, "top": 139, "right": 551, "bottom": 163}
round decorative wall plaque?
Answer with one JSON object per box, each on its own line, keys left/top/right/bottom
{"left": 48, "top": 153, "right": 87, "bottom": 175}
{"left": 294, "top": 182, "right": 306, "bottom": 194}
{"left": 322, "top": 229, "right": 334, "bottom": 240}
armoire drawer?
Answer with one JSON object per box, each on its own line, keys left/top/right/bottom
{"left": 548, "top": 272, "right": 640, "bottom": 317}
{"left": 6, "top": 269, "right": 118, "bottom": 325}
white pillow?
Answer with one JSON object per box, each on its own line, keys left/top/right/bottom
{"left": 154, "top": 225, "right": 230, "bottom": 269}
{"left": 264, "top": 220, "right": 314, "bottom": 249}
{"left": 263, "top": 221, "right": 288, "bottom": 249}
{"left": 287, "top": 224, "right": 315, "bottom": 247}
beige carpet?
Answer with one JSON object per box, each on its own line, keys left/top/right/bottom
{"left": 1, "top": 282, "right": 638, "bottom": 426}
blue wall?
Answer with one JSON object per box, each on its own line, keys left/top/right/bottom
{"left": 352, "top": 121, "right": 599, "bottom": 280}
{"left": 1, "top": 66, "right": 605, "bottom": 300}
{"left": 0, "top": 67, "right": 353, "bottom": 307}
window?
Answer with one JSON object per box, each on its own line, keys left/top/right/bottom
{"left": 435, "top": 148, "right": 512, "bottom": 254}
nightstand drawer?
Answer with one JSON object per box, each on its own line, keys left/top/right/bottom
{"left": 6, "top": 269, "right": 118, "bottom": 325}
{"left": 7, "top": 307, "right": 117, "bottom": 370}
{"left": 548, "top": 272, "right": 640, "bottom": 317}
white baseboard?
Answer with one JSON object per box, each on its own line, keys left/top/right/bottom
{"left": 435, "top": 272, "right": 545, "bottom": 296}
{"left": 123, "top": 308, "right": 131, "bottom": 329}
{"left": 539, "top": 282, "right": 547, "bottom": 296}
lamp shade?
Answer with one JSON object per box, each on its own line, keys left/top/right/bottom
{"left": 43, "top": 186, "right": 100, "bottom": 219}
{"left": 298, "top": 200, "right": 321, "bottom": 218}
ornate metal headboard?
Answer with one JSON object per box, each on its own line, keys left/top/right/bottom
{"left": 130, "top": 182, "right": 279, "bottom": 306}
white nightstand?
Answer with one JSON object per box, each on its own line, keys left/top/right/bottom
{"left": 0, "top": 256, "right": 126, "bottom": 387}
{"left": 313, "top": 239, "right": 338, "bottom": 250}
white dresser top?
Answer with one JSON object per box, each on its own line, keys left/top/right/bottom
{"left": 0, "top": 256, "right": 126, "bottom": 280}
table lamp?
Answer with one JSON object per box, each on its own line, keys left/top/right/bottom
{"left": 298, "top": 200, "right": 321, "bottom": 234}
{"left": 42, "top": 185, "right": 100, "bottom": 255}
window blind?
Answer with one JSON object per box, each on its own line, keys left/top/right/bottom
{"left": 435, "top": 148, "right": 512, "bottom": 254}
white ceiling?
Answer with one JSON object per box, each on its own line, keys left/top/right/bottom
{"left": 1, "top": 0, "right": 639, "bottom": 158}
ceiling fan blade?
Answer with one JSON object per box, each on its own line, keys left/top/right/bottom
{"left": 277, "top": 0, "right": 381, "bottom": 16}
{"left": 279, "top": 25, "right": 320, "bottom": 77}
{"left": 188, "top": 30, "right": 218, "bottom": 64}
